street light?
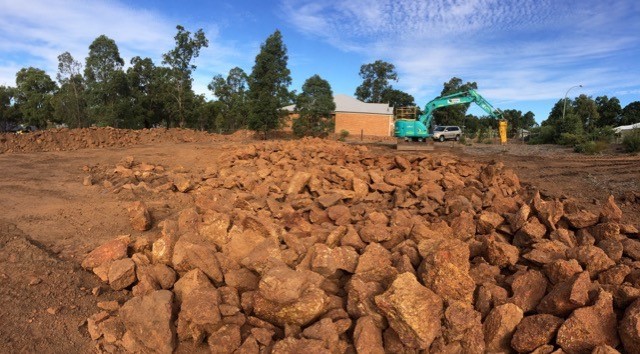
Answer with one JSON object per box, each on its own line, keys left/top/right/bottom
{"left": 562, "top": 84, "right": 583, "bottom": 122}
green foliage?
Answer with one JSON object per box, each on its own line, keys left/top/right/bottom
{"left": 208, "top": 67, "right": 249, "bottom": 132}
{"left": 381, "top": 88, "right": 415, "bottom": 108}
{"left": 162, "top": 25, "right": 209, "bottom": 128}
{"left": 528, "top": 125, "right": 557, "bottom": 144}
{"left": 52, "top": 52, "right": 87, "bottom": 128}
{"left": 575, "top": 94, "right": 600, "bottom": 132}
{"left": 355, "top": 60, "right": 397, "bottom": 103}
{"left": 558, "top": 133, "right": 585, "bottom": 146}
{"left": 15, "top": 67, "right": 57, "bottom": 128}
{"left": 622, "top": 130, "right": 640, "bottom": 153}
{"left": 587, "top": 125, "right": 616, "bottom": 143}
{"left": 621, "top": 101, "right": 640, "bottom": 126}
{"left": 595, "top": 95, "right": 622, "bottom": 127}
{"left": 339, "top": 129, "right": 349, "bottom": 141}
{"left": 248, "top": 30, "right": 292, "bottom": 138}
{"left": 292, "top": 74, "right": 335, "bottom": 138}
{"left": 432, "top": 77, "right": 477, "bottom": 126}
{"left": 574, "top": 141, "right": 608, "bottom": 154}
{"left": 84, "top": 35, "right": 129, "bottom": 127}
{"left": 501, "top": 109, "right": 536, "bottom": 138}
{"left": 0, "top": 85, "right": 21, "bottom": 131}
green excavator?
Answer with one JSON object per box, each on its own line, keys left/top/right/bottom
{"left": 394, "top": 89, "right": 503, "bottom": 141}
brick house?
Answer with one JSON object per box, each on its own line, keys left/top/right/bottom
{"left": 283, "top": 94, "right": 394, "bottom": 137}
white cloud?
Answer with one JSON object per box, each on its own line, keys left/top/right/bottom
{"left": 282, "top": 0, "right": 640, "bottom": 118}
{"left": 0, "top": 0, "right": 248, "bottom": 94}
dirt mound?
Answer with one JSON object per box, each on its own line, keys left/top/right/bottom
{"left": 79, "top": 138, "right": 638, "bottom": 353}
{"left": 0, "top": 127, "right": 221, "bottom": 154}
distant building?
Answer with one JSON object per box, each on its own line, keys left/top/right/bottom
{"left": 614, "top": 122, "right": 640, "bottom": 137}
{"left": 283, "top": 94, "right": 394, "bottom": 137}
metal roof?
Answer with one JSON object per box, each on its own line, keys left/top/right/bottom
{"left": 283, "top": 94, "right": 393, "bottom": 115}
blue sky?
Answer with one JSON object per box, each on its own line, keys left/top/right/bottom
{"left": 1, "top": 0, "right": 639, "bottom": 123}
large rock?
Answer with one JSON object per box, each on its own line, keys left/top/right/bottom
{"left": 127, "top": 201, "right": 152, "bottom": 231}
{"left": 537, "top": 271, "right": 591, "bottom": 317}
{"left": 82, "top": 236, "right": 130, "bottom": 270}
{"left": 599, "top": 195, "right": 622, "bottom": 223}
{"left": 484, "top": 239, "right": 519, "bottom": 268}
{"left": 619, "top": 298, "right": 640, "bottom": 354}
{"left": 287, "top": 172, "right": 312, "bottom": 195}
{"left": 441, "top": 301, "right": 485, "bottom": 353}
{"left": 172, "top": 237, "right": 223, "bottom": 283}
{"left": 508, "top": 269, "right": 549, "bottom": 313}
{"left": 253, "top": 266, "right": 329, "bottom": 326}
{"left": 108, "top": 258, "right": 136, "bottom": 290}
{"left": 483, "top": 303, "right": 524, "bottom": 353}
{"left": 354, "top": 242, "right": 398, "bottom": 283}
{"left": 177, "top": 287, "right": 222, "bottom": 343}
{"left": 347, "top": 276, "right": 386, "bottom": 327}
{"left": 374, "top": 272, "right": 443, "bottom": 350}
{"left": 511, "top": 314, "right": 564, "bottom": 353}
{"left": 419, "top": 239, "right": 475, "bottom": 303}
{"left": 119, "top": 290, "right": 176, "bottom": 354}
{"left": 207, "top": 324, "right": 241, "bottom": 354}
{"left": 353, "top": 316, "right": 385, "bottom": 354}
{"left": 173, "top": 268, "right": 215, "bottom": 305}
{"left": 556, "top": 290, "right": 619, "bottom": 353}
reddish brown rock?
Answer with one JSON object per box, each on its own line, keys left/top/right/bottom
{"left": 355, "top": 242, "right": 397, "bottom": 283}
{"left": 442, "top": 301, "right": 485, "bottom": 353}
{"left": 477, "top": 211, "right": 505, "bottom": 234}
{"left": 556, "top": 290, "right": 619, "bottom": 353}
{"left": 532, "top": 192, "right": 564, "bottom": 231}
{"left": 537, "top": 271, "right": 591, "bottom": 317}
{"left": 508, "top": 269, "right": 549, "bottom": 313}
{"left": 207, "top": 324, "right": 241, "bottom": 354}
{"left": 510, "top": 204, "right": 531, "bottom": 233}
{"left": 119, "top": 290, "right": 176, "bottom": 354}
{"left": 346, "top": 276, "right": 385, "bottom": 326}
{"left": 108, "top": 258, "right": 136, "bottom": 290}
{"left": 620, "top": 298, "right": 640, "bottom": 354}
{"left": 566, "top": 245, "right": 615, "bottom": 278}
{"left": 511, "top": 314, "right": 564, "bottom": 353}
{"left": 287, "top": 172, "right": 312, "bottom": 195}
{"left": 622, "top": 237, "right": 640, "bottom": 261}
{"left": 564, "top": 210, "right": 600, "bottom": 229}
{"left": 253, "top": 266, "right": 329, "bottom": 326}
{"left": 171, "top": 238, "right": 223, "bottom": 283}
{"left": 128, "top": 201, "right": 152, "bottom": 231}
{"left": 354, "top": 316, "right": 385, "bottom": 354}
{"left": 483, "top": 303, "right": 524, "bottom": 353}
{"left": 544, "top": 259, "right": 583, "bottom": 285}
{"left": 485, "top": 239, "right": 519, "bottom": 268}
{"left": 475, "top": 283, "right": 509, "bottom": 319}
{"left": 592, "top": 345, "right": 621, "bottom": 354}
{"left": 600, "top": 195, "right": 622, "bottom": 223}
{"left": 514, "top": 217, "right": 548, "bottom": 247}
{"left": 374, "top": 272, "right": 443, "bottom": 349}
{"left": 82, "top": 236, "right": 130, "bottom": 270}
{"left": 419, "top": 238, "right": 475, "bottom": 303}
{"left": 172, "top": 268, "right": 215, "bottom": 305}
{"left": 177, "top": 287, "right": 221, "bottom": 343}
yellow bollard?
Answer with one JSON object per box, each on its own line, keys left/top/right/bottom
{"left": 499, "top": 120, "right": 508, "bottom": 145}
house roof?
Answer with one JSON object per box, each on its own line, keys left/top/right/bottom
{"left": 614, "top": 122, "right": 640, "bottom": 133}
{"left": 283, "top": 94, "right": 393, "bottom": 115}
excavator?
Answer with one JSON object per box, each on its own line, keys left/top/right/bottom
{"left": 394, "top": 89, "right": 503, "bottom": 141}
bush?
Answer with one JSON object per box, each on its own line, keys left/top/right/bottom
{"left": 558, "top": 133, "right": 585, "bottom": 146}
{"left": 574, "top": 141, "right": 608, "bottom": 154}
{"left": 588, "top": 126, "right": 616, "bottom": 143}
{"left": 528, "top": 125, "right": 556, "bottom": 144}
{"left": 622, "top": 130, "right": 640, "bottom": 152}
{"left": 338, "top": 129, "right": 349, "bottom": 141}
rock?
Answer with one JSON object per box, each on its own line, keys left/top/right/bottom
{"left": 354, "top": 242, "right": 397, "bottom": 283}
{"left": 475, "top": 283, "right": 509, "bottom": 319}
{"left": 508, "top": 269, "right": 549, "bottom": 313}
{"left": 271, "top": 337, "right": 329, "bottom": 353}
{"left": 483, "top": 303, "right": 524, "bottom": 353}
{"left": 511, "top": 314, "right": 564, "bottom": 353}
{"left": 510, "top": 204, "right": 531, "bottom": 233}
{"left": 537, "top": 271, "right": 591, "bottom": 317}
{"left": 620, "top": 298, "right": 640, "bottom": 354}
{"left": 556, "top": 290, "right": 620, "bottom": 353}
{"left": 442, "top": 301, "right": 485, "bottom": 353}
{"left": 532, "top": 192, "right": 564, "bottom": 230}
{"left": 564, "top": 210, "right": 600, "bottom": 229}
{"left": 310, "top": 244, "right": 358, "bottom": 276}
{"left": 253, "top": 266, "right": 329, "bottom": 326}
{"left": 592, "top": 345, "right": 621, "bottom": 354}
{"left": 600, "top": 195, "right": 622, "bottom": 223}
{"left": 374, "top": 272, "right": 443, "bottom": 349}
{"left": 127, "top": 201, "right": 152, "bottom": 231}
{"left": 207, "top": 324, "right": 241, "bottom": 354}
{"left": 523, "top": 240, "right": 569, "bottom": 265}
{"left": 119, "top": 290, "right": 176, "bottom": 354}
{"left": 83, "top": 176, "right": 93, "bottom": 186}
{"left": 347, "top": 276, "right": 386, "bottom": 327}
{"left": 598, "top": 264, "right": 631, "bottom": 285}
{"left": 419, "top": 239, "right": 475, "bottom": 303}
{"left": 326, "top": 205, "right": 351, "bottom": 225}
{"left": 354, "top": 316, "right": 385, "bottom": 354}
{"left": 177, "top": 287, "right": 221, "bottom": 343}
{"left": 450, "top": 212, "right": 476, "bottom": 241}
{"left": 172, "top": 174, "right": 192, "bottom": 192}
{"left": 81, "top": 236, "right": 130, "bottom": 270}
{"left": 622, "top": 237, "right": 640, "bottom": 261}
{"left": 172, "top": 268, "right": 215, "bottom": 305}
{"left": 597, "top": 238, "right": 623, "bottom": 262}
{"left": 172, "top": 238, "right": 223, "bottom": 283}
{"left": 97, "top": 301, "right": 120, "bottom": 312}
{"left": 566, "top": 245, "right": 615, "bottom": 278}
{"left": 485, "top": 239, "right": 519, "bottom": 268}
{"left": 287, "top": 172, "right": 312, "bottom": 195}
{"left": 87, "top": 311, "right": 110, "bottom": 340}
{"left": 514, "top": 217, "right": 548, "bottom": 247}
{"left": 477, "top": 211, "right": 505, "bottom": 234}
{"left": 108, "top": 258, "right": 136, "bottom": 290}
{"left": 544, "top": 259, "right": 583, "bottom": 285}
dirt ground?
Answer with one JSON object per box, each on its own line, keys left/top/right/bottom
{"left": 0, "top": 136, "right": 638, "bottom": 352}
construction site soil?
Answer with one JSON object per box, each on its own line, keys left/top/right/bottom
{"left": 0, "top": 127, "right": 639, "bottom": 353}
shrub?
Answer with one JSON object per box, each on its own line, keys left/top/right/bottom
{"left": 338, "top": 129, "right": 349, "bottom": 141}
{"left": 558, "top": 133, "right": 584, "bottom": 146}
{"left": 622, "top": 130, "right": 640, "bottom": 152}
{"left": 528, "top": 125, "right": 556, "bottom": 144}
{"left": 574, "top": 140, "right": 608, "bottom": 154}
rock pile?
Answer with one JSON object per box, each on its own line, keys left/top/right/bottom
{"left": 0, "top": 127, "right": 220, "bottom": 153}
{"left": 82, "top": 138, "right": 640, "bottom": 353}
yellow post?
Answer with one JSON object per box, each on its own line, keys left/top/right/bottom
{"left": 498, "top": 120, "right": 508, "bottom": 145}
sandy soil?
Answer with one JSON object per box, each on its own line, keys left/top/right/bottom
{"left": 0, "top": 137, "right": 638, "bottom": 351}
